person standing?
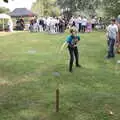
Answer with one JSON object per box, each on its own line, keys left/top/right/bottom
{"left": 20, "top": 17, "right": 25, "bottom": 30}
{"left": 8, "top": 19, "right": 13, "bottom": 32}
{"left": 78, "top": 15, "right": 82, "bottom": 32}
{"left": 81, "top": 16, "right": 87, "bottom": 33}
{"left": 91, "top": 17, "right": 96, "bottom": 29}
{"left": 46, "top": 17, "right": 51, "bottom": 32}
{"left": 60, "top": 29, "right": 81, "bottom": 72}
{"left": 38, "top": 18, "right": 44, "bottom": 32}
{"left": 106, "top": 19, "right": 118, "bottom": 58}
{"left": 75, "top": 16, "right": 79, "bottom": 32}
{"left": 86, "top": 20, "right": 92, "bottom": 33}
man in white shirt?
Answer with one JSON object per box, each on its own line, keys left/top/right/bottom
{"left": 106, "top": 19, "right": 118, "bottom": 58}
{"left": 91, "top": 18, "right": 96, "bottom": 29}
{"left": 69, "top": 17, "right": 74, "bottom": 26}
{"left": 46, "top": 17, "right": 51, "bottom": 32}
{"left": 50, "top": 17, "right": 56, "bottom": 33}
{"left": 81, "top": 16, "right": 87, "bottom": 33}
{"left": 55, "top": 18, "right": 59, "bottom": 32}
{"left": 78, "top": 15, "right": 82, "bottom": 32}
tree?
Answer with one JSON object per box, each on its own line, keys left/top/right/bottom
{"left": 103, "top": 0, "right": 120, "bottom": 18}
{"left": 3, "top": 0, "right": 8, "bottom": 3}
{"left": 0, "top": 7, "right": 10, "bottom": 13}
{"left": 57, "top": 0, "right": 102, "bottom": 16}
{"left": 32, "top": 0, "right": 60, "bottom": 16}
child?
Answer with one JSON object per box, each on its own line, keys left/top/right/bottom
{"left": 60, "top": 28, "right": 81, "bottom": 72}
{"left": 86, "top": 21, "right": 92, "bottom": 33}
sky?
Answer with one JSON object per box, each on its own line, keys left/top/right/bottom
{"left": 0, "top": 0, "right": 36, "bottom": 11}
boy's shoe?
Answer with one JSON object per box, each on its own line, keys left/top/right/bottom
{"left": 104, "top": 56, "right": 111, "bottom": 59}
{"left": 111, "top": 55, "right": 115, "bottom": 58}
{"left": 76, "top": 64, "right": 82, "bottom": 68}
{"left": 69, "top": 69, "right": 73, "bottom": 73}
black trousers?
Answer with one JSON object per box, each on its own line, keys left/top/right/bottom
{"left": 68, "top": 46, "right": 79, "bottom": 71}
{"left": 82, "top": 25, "right": 86, "bottom": 33}
{"left": 79, "top": 23, "right": 82, "bottom": 32}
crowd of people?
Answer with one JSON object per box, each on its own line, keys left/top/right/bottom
{"left": 28, "top": 16, "right": 104, "bottom": 33}
{"left": 6, "top": 15, "right": 105, "bottom": 34}
{"left": 29, "top": 17, "right": 68, "bottom": 33}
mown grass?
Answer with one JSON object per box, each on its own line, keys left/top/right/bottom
{"left": 0, "top": 31, "right": 120, "bottom": 120}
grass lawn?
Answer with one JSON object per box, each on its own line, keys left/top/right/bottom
{"left": 0, "top": 31, "right": 120, "bottom": 120}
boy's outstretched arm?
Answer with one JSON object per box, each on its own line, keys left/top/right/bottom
{"left": 59, "top": 42, "right": 67, "bottom": 53}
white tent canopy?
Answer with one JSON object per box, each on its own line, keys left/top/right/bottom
{"left": 0, "top": 14, "right": 11, "bottom": 31}
{"left": 0, "top": 14, "right": 11, "bottom": 19}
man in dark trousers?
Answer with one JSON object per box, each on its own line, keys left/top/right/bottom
{"left": 106, "top": 19, "right": 118, "bottom": 58}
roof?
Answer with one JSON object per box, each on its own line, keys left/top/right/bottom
{"left": 9, "top": 8, "right": 36, "bottom": 17}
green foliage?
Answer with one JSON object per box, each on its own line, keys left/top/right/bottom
{"left": 32, "top": 0, "right": 60, "bottom": 16}
{"left": 103, "top": 0, "right": 120, "bottom": 18}
{"left": 57, "top": 0, "right": 102, "bottom": 15}
{"left": 0, "top": 7, "right": 10, "bottom": 13}
{"left": 57, "top": 0, "right": 120, "bottom": 18}
{"left": 32, "top": 0, "right": 102, "bottom": 16}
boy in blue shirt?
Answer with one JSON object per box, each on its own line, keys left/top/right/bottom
{"left": 60, "top": 29, "right": 81, "bottom": 72}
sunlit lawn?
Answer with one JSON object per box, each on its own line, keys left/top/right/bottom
{"left": 0, "top": 31, "right": 120, "bottom": 120}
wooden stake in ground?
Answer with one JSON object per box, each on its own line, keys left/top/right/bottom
{"left": 52, "top": 72, "right": 60, "bottom": 112}
{"left": 56, "top": 88, "right": 59, "bottom": 112}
